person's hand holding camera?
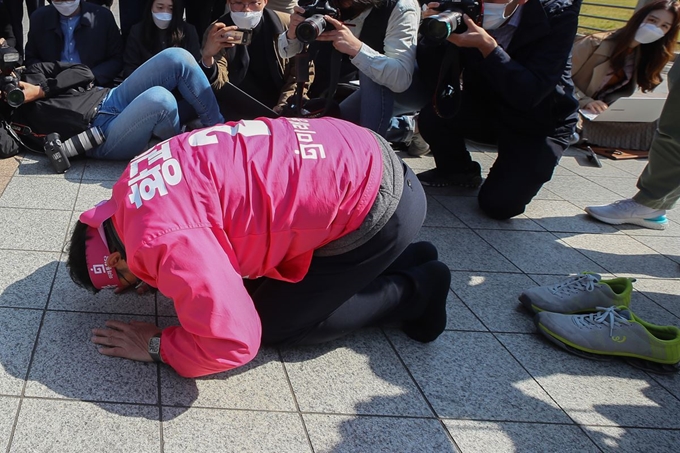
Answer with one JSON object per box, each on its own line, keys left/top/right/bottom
{"left": 447, "top": 15, "right": 497, "bottom": 57}
{"left": 286, "top": 6, "right": 307, "bottom": 40}
{"left": 315, "top": 16, "right": 363, "bottom": 57}
{"left": 423, "top": 2, "right": 442, "bottom": 19}
{"left": 201, "top": 22, "right": 240, "bottom": 68}
{"left": 18, "top": 81, "right": 44, "bottom": 103}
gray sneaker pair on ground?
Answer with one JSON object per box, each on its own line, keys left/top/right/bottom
{"left": 520, "top": 273, "right": 680, "bottom": 373}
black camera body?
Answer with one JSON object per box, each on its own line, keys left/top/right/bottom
{"left": 0, "top": 45, "right": 25, "bottom": 108}
{"left": 44, "top": 127, "right": 106, "bottom": 174}
{"left": 296, "top": 0, "right": 340, "bottom": 44}
{"left": 420, "top": 0, "right": 482, "bottom": 43}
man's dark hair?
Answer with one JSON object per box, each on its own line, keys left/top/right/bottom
{"left": 67, "top": 220, "right": 99, "bottom": 294}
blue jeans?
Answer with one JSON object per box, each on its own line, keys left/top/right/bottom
{"left": 89, "top": 48, "right": 224, "bottom": 160}
{"left": 340, "top": 69, "right": 429, "bottom": 140}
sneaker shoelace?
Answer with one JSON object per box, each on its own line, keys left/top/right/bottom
{"left": 549, "top": 274, "right": 599, "bottom": 297}
{"left": 573, "top": 306, "right": 630, "bottom": 337}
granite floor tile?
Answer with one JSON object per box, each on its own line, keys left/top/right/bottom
{"left": 48, "top": 261, "right": 155, "bottom": 314}
{"left": 592, "top": 176, "right": 641, "bottom": 199}
{"left": 607, "top": 158, "right": 650, "bottom": 177}
{"left": 497, "top": 333, "right": 680, "bottom": 428}
{"left": 162, "top": 407, "right": 310, "bottom": 453}
{"left": 449, "top": 272, "right": 538, "bottom": 333}
{"left": 476, "top": 230, "right": 603, "bottom": 275}
{"left": 281, "top": 330, "right": 432, "bottom": 416}
{"left": 558, "top": 154, "right": 637, "bottom": 178}
{"left": 556, "top": 233, "right": 680, "bottom": 279}
{"left": 161, "top": 346, "right": 296, "bottom": 411}
{"left": 443, "top": 290, "right": 487, "bottom": 332}
{"left": 15, "top": 154, "right": 86, "bottom": 180}
{"left": 523, "top": 199, "right": 620, "bottom": 234}
{"left": 0, "top": 177, "right": 10, "bottom": 198}
{"left": 443, "top": 420, "right": 599, "bottom": 453}
{"left": 632, "top": 235, "right": 680, "bottom": 264}
{"left": 9, "top": 399, "right": 159, "bottom": 453}
{"left": 423, "top": 195, "right": 465, "bottom": 228}
{"left": 543, "top": 175, "right": 621, "bottom": 202}
{"left": 416, "top": 227, "right": 519, "bottom": 273}
{"left": 0, "top": 177, "right": 78, "bottom": 210}
{"left": 25, "top": 312, "right": 158, "bottom": 403}
{"left": 74, "top": 181, "right": 114, "bottom": 212}
{"left": 631, "top": 278, "right": 680, "bottom": 319}
{"left": 388, "top": 331, "right": 569, "bottom": 422}
{"left": 532, "top": 185, "right": 565, "bottom": 201}
{"left": 0, "top": 208, "right": 72, "bottom": 251}
{"left": 157, "top": 293, "right": 177, "bottom": 317}
{"left": 304, "top": 414, "right": 457, "bottom": 453}
{"left": 435, "top": 196, "right": 544, "bottom": 231}
{"left": 0, "top": 156, "right": 20, "bottom": 176}
{"left": 0, "top": 251, "right": 59, "bottom": 309}
{"left": 82, "top": 161, "right": 129, "bottom": 181}
{"left": 584, "top": 426, "right": 680, "bottom": 453}
{"left": 0, "top": 397, "right": 19, "bottom": 451}
{"left": 0, "top": 308, "right": 42, "bottom": 395}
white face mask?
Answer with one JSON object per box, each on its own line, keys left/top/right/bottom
{"left": 53, "top": 0, "right": 80, "bottom": 17}
{"left": 230, "top": 11, "right": 263, "bottom": 30}
{"left": 152, "top": 12, "right": 173, "bottom": 30}
{"left": 482, "top": 2, "right": 514, "bottom": 31}
{"left": 634, "top": 23, "right": 666, "bottom": 44}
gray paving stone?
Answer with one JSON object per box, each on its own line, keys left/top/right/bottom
{"left": 477, "top": 230, "right": 603, "bottom": 275}
{"left": 533, "top": 185, "right": 565, "bottom": 200}
{"left": 544, "top": 175, "right": 621, "bottom": 202}
{"left": 282, "top": 329, "right": 432, "bottom": 416}
{"left": 631, "top": 278, "right": 680, "bottom": 319}
{"left": 82, "top": 160, "right": 129, "bottom": 181}
{"left": 161, "top": 346, "right": 296, "bottom": 411}
{"left": 0, "top": 208, "right": 72, "bottom": 251}
{"left": 416, "top": 227, "right": 519, "bottom": 273}
{"left": 558, "top": 154, "right": 637, "bottom": 178}
{"left": 25, "top": 312, "right": 158, "bottom": 404}
{"left": 584, "top": 425, "right": 680, "bottom": 453}
{"left": 9, "top": 399, "right": 159, "bottom": 453}
{"left": 0, "top": 177, "right": 78, "bottom": 210}
{"left": 632, "top": 235, "right": 680, "bottom": 264}
{"left": 74, "top": 181, "right": 114, "bottom": 212}
{"left": 0, "top": 397, "right": 18, "bottom": 451}
{"left": 15, "top": 154, "right": 86, "bottom": 180}
{"left": 435, "top": 195, "right": 544, "bottom": 231}
{"left": 497, "top": 333, "right": 680, "bottom": 428}
{"left": 524, "top": 199, "right": 620, "bottom": 234}
{"left": 593, "top": 176, "right": 641, "bottom": 199}
{"left": 0, "top": 251, "right": 59, "bottom": 309}
{"left": 607, "top": 158, "right": 650, "bottom": 177}
{"left": 304, "top": 414, "right": 456, "bottom": 453}
{"left": 0, "top": 308, "right": 42, "bottom": 395}
{"left": 449, "top": 272, "right": 538, "bottom": 333}
{"left": 443, "top": 420, "right": 599, "bottom": 453}
{"left": 556, "top": 233, "right": 680, "bottom": 280}
{"left": 423, "top": 195, "right": 466, "bottom": 228}
{"left": 388, "top": 331, "right": 569, "bottom": 422}
{"left": 162, "top": 407, "right": 310, "bottom": 453}
{"left": 157, "top": 293, "right": 177, "bottom": 316}
{"left": 49, "top": 261, "right": 155, "bottom": 314}
{"left": 443, "top": 290, "right": 487, "bottom": 332}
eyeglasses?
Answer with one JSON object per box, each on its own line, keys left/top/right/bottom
{"left": 229, "top": 1, "right": 263, "bottom": 11}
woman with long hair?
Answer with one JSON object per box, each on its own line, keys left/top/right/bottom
{"left": 572, "top": 0, "right": 680, "bottom": 114}
{"left": 123, "top": 0, "right": 201, "bottom": 78}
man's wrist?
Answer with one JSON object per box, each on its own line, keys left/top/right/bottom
{"left": 480, "top": 36, "right": 498, "bottom": 58}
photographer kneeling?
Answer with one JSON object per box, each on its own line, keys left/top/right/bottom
{"left": 0, "top": 45, "right": 223, "bottom": 165}
{"left": 416, "top": 0, "right": 581, "bottom": 220}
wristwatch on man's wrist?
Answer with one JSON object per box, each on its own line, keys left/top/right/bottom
{"left": 148, "top": 333, "right": 162, "bottom": 363}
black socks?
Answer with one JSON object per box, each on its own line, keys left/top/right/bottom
{"left": 402, "top": 260, "right": 451, "bottom": 343}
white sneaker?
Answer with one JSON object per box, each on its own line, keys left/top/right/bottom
{"left": 407, "top": 132, "right": 431, "bottom": 157}
{"left": 585, "top": 199, "right": 668, "bottom": 230}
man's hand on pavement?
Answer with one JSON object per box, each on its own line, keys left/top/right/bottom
{"left": 92, "top": 320, "right": 163, "bottom": 362}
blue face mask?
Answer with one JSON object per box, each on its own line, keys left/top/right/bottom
{"left": 152, "top": 12, "right": 173, "bottom": 30}
{"left": 482, "top": 1, "right": 518, "bottom": 31}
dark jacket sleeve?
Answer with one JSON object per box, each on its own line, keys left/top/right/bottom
{"left": 478, "top": 1, "right": 580, "bottom": 111}
{"left": 20, "top": 62, "right": 96, "bottom": 98}
{"left": 183, "top": 23, "right": 202, "bottom": 61}
{"left": 122, "top": 24, "right": 147, "bottom": 78}
{"left": 88, "top": 8, "right": 124, "bottom": 86}
{"left": 24, "top": 8, "right": 50, "bottom": 67}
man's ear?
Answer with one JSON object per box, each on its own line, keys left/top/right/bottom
{"left": 106, "top": 251, "right": 122, "bottom": 268}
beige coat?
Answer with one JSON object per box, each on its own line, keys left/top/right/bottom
{"left": 571, "top": 31, "right": 638, "bottom": 108}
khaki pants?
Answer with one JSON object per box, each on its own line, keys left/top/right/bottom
{"left": 634, "top": 59, "right": 680, "bottom": 210}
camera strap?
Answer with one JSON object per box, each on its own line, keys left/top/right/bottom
{"left": 2, "top": 119, "right": 47, "bottom": 155}
{"left": 432, "top": 45, "right": 462, "bottom": 119}
{"left": 292, "top": 46, "right": 343, "bottom": 118}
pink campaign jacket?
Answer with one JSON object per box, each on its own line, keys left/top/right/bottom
{"left": 106, "top": 117, "right": 383, "bottom": 377}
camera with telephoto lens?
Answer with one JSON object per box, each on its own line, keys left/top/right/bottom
{"left": 420, "top": 0, "right": 482, "bottom": 43}
{"left": 43, "top": 127, "right": 106, "bottom": 174}
{"left": 295, "top": 0, "right": 340, "bottom": 44}
{"left": 0, "top": 44, "right": 25, "bottom": 108}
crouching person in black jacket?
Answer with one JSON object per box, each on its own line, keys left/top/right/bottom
{"left": 416, "top": 0, "right": 581, "bottom": 220}
{"left": 1, "top": 46, "right": 223, "bottom": 161}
